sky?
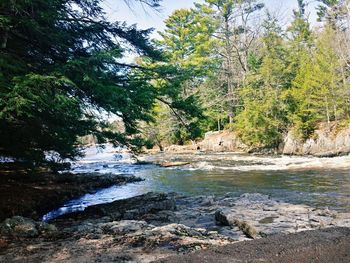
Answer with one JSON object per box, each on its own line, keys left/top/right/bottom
{"left": 103, "top": 0, "right": 319, "bottom": 38}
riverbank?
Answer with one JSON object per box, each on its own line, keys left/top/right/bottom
{"left": 1, "top": 148, "right": 350, "bottom": 262}
{"left": 1, "top": 192, "right": 350, "bottom": 262}
{"left": 157, "top": 122, "right": 350, "bottom": 157}
{"left": 0, "top": 165, "right": 142, "bottom": 221}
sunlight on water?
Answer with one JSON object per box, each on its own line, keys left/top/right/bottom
{"left": 42, "top": 145, "right": 350, "bottom": 221}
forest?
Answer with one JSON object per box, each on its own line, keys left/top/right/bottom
{"left": 1, "top": 0, "right": 350, "bottom": 166}
{"left": 1, "top": 1, "right": 350, "bottom": 262}
{"left": 142, "top": 0, "right": 350, "bottom": 150}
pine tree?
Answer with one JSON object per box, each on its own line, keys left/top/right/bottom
{"left": 0, "top": 0, "right": 161, "bottom": 166}
{"left": 290, "top": 27, "right": 344, "bottom": 139}
{"left": 140, "top": 7, "right": 216, "bottom": 146}
{"left": 235, "top": 13, "right": 290, "bottom": 148}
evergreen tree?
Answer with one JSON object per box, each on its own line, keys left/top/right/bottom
{"left": 0, "top": 0, "right": 161, "bottom": 165}
{"left": 290, "top": 27, "right": 344, "bottom": 139}
{"left": 195, "top": 0, "right": 264, "bottom": 124}
{"left": 235, "top": 13, "right": 290, "bottom": 148}
{"left": 140, "top": 7, "right": 216, "bottom": 147}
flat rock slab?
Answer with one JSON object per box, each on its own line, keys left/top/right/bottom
{"left": 159, "top": 227, "right": 350, "bottom": 263}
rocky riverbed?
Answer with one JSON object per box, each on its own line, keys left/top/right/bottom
{"left": 1, "top": 192, "right": 350, "bottom": 262}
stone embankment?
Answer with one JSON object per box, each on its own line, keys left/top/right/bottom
{"left": 1, "top": 192, "right": 349, "bottom": 262}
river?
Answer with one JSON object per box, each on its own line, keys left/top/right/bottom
{"left": 42, "top": 144, "right": 350, "bottom": 221}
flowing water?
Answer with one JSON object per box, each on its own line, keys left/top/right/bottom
{"left": 42, "top": 144, "right": 350, "bottom": 221}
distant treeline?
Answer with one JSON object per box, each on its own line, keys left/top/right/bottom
{"left": 1, "top": 0, "right": 349, "bottom": 166}
{"left": 141, "top": 0, "right": 350, "bottom": 149}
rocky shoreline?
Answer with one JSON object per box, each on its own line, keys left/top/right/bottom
{"left": 159, "top": 122, "right": 350, "bottom": 157}
{"left": 0, "top": 169, "right": 142, "bottom": 221}
{"left": 1, "top": 192, "right": 350, "bottom": 262}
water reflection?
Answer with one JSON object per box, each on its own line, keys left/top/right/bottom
{"left": 138, "top": 167, "right": 350, "bottom": 212}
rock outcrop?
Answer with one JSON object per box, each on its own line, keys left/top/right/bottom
{"left": 197, "top": 122, "right": 350, "bottom": 156}
{"left": 212, "top": 193, "right": 350, "bottom": 238}
{"left": 283, "top": 122, "right": 350, "bottom": 156}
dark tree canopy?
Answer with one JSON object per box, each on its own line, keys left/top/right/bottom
{"left": 0, "top": 0, "right": 162, "bottom": 165}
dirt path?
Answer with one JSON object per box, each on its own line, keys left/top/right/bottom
{"left": 160, "top": 227, "right": 350, "bottom": 263}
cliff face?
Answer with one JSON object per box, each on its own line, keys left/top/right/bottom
{"left": 198, "top": 123, "right": 350, "bottom": 156}
{"left": 282, "top": 123, "right": 350, "bottom": 157}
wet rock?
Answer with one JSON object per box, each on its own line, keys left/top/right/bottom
{"left": 22, "top": 192, "right": 350, "bottom": 260}
{"left": 2, "top": 192, "right": 350, "bottom": 263}
{"left": 215, "top": 209, "right": 235, "bottom": 226}
{"left": 56, "top": 192, "right": 176, "bottom": 222}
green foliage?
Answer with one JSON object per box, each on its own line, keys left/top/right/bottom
{"left": 289, "top": 27, "right": 344, "bottom": 139}
{"left": 140, "top": 7, "right": 217, "bottom": 147}
{"left": 0, "top": 74, "right": 86, "bottom": 163}
{"left": 0, "top": 0, "right": 161, "bottom": 165}
{"left": 158, "top": 8, "right": 217, "bottom": 74}
{"left": 196, "top": 0, "right": 265, "bottom": 125}
{"left": 2, "top": 0, "right": 350, "bottom": 159}
{"left": 235, "top": 14, "right": 290, "bottom": 148}
{"left": 235, "top": 91, "right": 284, "bottom": 147}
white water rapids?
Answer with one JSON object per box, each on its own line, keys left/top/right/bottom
{"left": 42, "top": 144, "right": 350, "bottom": 221}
